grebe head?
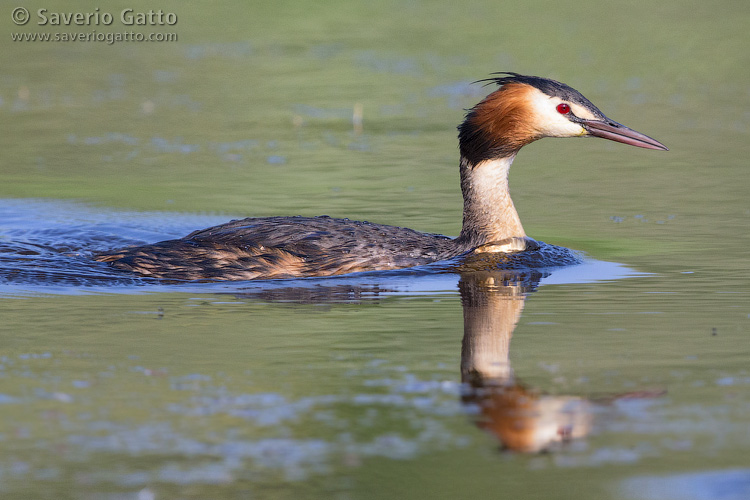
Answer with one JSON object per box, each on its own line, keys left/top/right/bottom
{"left": 458, "top": 72, "right": 668, "bottom": 165}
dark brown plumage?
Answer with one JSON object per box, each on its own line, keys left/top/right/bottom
{"left": 95, "top": 216, "right": 468, "bottom": 280}
{"left": 95, "top": 73, "right": 667, "bottom": 281}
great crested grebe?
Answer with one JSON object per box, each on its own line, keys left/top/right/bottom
{"left": 95, "top": 73, "right": 667, "bottom": 281}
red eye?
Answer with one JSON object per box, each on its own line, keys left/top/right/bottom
{"left": 557, "top": 103, "right": 571, "bottom": 114}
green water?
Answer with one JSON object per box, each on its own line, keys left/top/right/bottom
{"left": 2, "top": 0, "right": 750, "bottom": 498}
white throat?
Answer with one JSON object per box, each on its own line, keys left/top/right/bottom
{"left": 459, "top": 156, "right": 527, "bottom": 249}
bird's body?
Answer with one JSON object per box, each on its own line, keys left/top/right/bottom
{"left": 95, "top": 73, "right": 667, "bottom": 281}
{"left": 96, "top": 215, "right": 467, "bottom": 280}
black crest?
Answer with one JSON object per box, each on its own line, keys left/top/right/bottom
{"left": 476, "top": 72, "right": 601, "bottom": 112}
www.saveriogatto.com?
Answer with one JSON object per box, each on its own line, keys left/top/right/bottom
{"left": 10, "top": 7, "right": 178, "bottom": 44}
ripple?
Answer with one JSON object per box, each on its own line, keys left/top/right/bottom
{"left": 0, "top": 199, "right": 638, "bottom": 297}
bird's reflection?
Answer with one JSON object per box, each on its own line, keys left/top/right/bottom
{"left": 225, "top": 261, "right": 662, "bottom": 454}
{"left": 458, "top": 270, "right": 592, "bottom": 453}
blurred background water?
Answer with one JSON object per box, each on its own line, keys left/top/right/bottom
{"left": 1, "top": 0, "right": 749, "bottom": 498}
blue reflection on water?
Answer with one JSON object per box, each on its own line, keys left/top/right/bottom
{"left": 622, "top": 469, "right": 750, "bottom": 500}
{"left": 0, "top": 198, "right": 646, "bottom": 297}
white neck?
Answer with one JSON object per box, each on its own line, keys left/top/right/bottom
{"left": 458, "top": 156, "right": 526, "bottom": 248}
